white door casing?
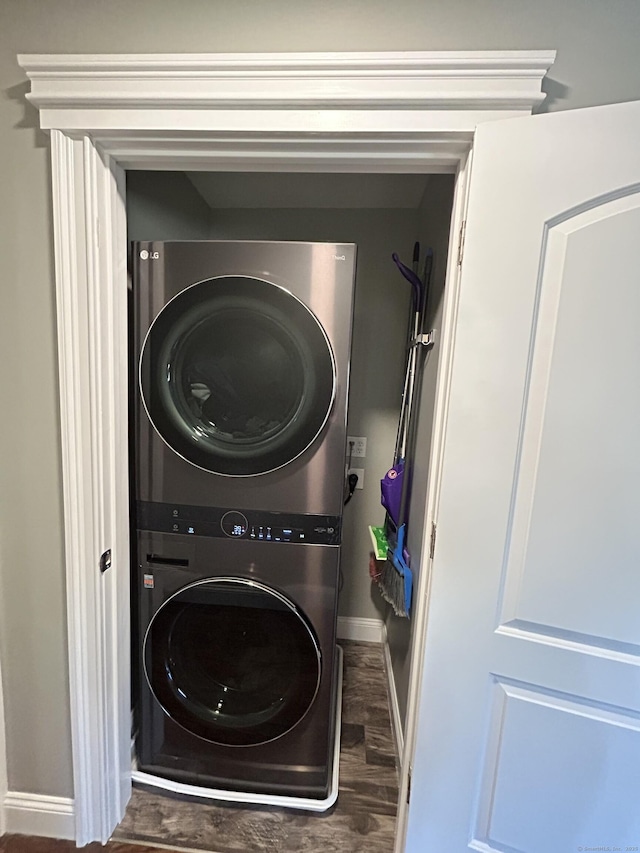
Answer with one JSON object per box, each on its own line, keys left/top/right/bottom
{"left": 406, "top": 101, "right": 640, "bottom": 851}
{"left": 0, "top": 648, "right": 6, "bottom": 836}
{"left": 16, "top": 52, "right": 554, "bottom": 845}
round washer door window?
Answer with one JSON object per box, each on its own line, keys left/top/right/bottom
{"left": 139, "top": 276, "right": 336, "bottom": 476}
{"left": 144, "top": 578, "right": 322, "bottom": 746}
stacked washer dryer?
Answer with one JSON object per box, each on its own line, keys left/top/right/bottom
{"left": 131, "top": 240, "right": 356, "bottom": 808}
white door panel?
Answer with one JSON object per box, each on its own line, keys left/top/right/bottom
{"left": 406, "top": 101, "right": 640, "bottom": 852}
{"left": 504, "top": 194, "right": 640, "bottom": 650}
{"left": 478, "top": 678, "right": 640, "bottom": 853}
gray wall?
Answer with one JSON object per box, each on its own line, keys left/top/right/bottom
{"left": 127, "top": 172, "right": 213, "bottom": 243}
{"left": 3, "top": 0, "right": 640, "bottom": 805}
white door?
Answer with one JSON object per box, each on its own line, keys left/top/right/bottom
{"left": 405, "top": 100, "right": 640, "bottom": 852}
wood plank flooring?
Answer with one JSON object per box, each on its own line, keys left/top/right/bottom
{"left": 0, "top": 840, "right": 170, "bottom": 853}
{"left": 1, "top": 641, "right": 399, "bottom": 853}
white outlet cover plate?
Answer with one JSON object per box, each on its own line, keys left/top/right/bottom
{"left": 347, "top": 436, "right": 367, "bottom": 457}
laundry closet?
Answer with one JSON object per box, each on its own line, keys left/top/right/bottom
{"left": 125, "top": 168, "right": 455, "bottom": 797}
{"left": 20, "top": 45, "right": 636, "bottom": 850}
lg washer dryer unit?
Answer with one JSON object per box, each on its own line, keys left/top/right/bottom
{"left": 133, "top": 240, "right": 356, "bottom": 516}
{"left": 134, "top": 529, "right": 341, "bottom": 806}
{"left": 130, "top": 241, "right": 355, "bottom": 808}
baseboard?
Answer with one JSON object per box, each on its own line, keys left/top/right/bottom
{"left": 3, "top": 792, "right": 75, "bottom": 840}
{"left": 0, "top": 656, "right": 7, "bottom": 837}
{"left": 381, "top": 623, "right": 404, "bottom": 769}
{"left": 336, "top": 616, "right": 385, "bottom": 643}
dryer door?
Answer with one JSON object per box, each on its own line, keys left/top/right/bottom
{"left": 143, "top": 577, "right": 322, "bottom": 746}
{"left": 139, "top": 276, "right": 336, "bottom": 476}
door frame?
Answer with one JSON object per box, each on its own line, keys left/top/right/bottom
{"left": 17, "top": 50, "right": 554, "bottom": 847}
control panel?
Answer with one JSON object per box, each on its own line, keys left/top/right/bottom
{"left": 136, "top": 501, "right": 341, "bottom": 546}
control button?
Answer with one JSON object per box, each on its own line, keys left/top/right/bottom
{"left": 220, "top": 510, "right": 249, "bottom": 538}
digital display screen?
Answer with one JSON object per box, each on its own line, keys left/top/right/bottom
{"left": 221, "top": 510, "right": 249, "bottom": 538}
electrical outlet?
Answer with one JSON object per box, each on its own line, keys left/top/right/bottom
{"left": 348, "top": 468, "right": 365, "bottom": 489}
{"left": 347, "top": 436, "right": 367, "bottom": 458}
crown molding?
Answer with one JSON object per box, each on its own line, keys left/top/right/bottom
{"left": 18, "top": 50, "right": 555, "bottom": 128}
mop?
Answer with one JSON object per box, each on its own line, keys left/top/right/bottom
{"left": 371, "top": 244, "right": 433, "bottom": 616}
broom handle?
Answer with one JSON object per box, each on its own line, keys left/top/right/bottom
{"left": 396, "top": 248, "right": 434, "bottom": 531}
{"left": 394, "top": 282, "right": 421, "bottom": 462}
{"left": 400, "top": 305, "right": 421, "bottom": 459}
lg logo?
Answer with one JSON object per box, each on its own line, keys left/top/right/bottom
{"left": 139, "top": 250, "right": 160, "bottom": 260}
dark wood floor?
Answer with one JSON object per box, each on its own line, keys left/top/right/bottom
{"left": 2, "top": 641, "right": 399, "bottom": 853}
{"left": 0, "top": 841, "right": 171, "bottom": 853}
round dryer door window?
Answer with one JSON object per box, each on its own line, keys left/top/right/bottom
{"left": 139, "top": 276, "right": 336, "bottom": 476}
{"left": 144, "top": 578, "right": 321, "bottom": 746}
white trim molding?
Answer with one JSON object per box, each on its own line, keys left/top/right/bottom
{"left": 15, "top": 50, "right": 555, "bottom": 847}
{"left": 21, "top": 50, "right": 555, "bottom": 112}
{"left": 49, "top": 130, "right": 131, "bottom": 846}
{"left": 0, "top": 654, "right": 6, "bottom": 837}
{"left": 337, "top": 616, "right": 386, "bottom": 644}
{"left": 382, "top": 625, "right": 405, "bottom": 766}
{"left": 4, "top": 793, "right": 75, "bottom": 840}
{"left": 19, "top": 51, "right": 555, "bottom": 173}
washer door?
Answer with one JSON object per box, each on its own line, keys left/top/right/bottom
{"left": 140, "top": 276, "right": 336, "bottom": 476}
{"left": 144, "top": 578, "right": 322, "bottom": 746}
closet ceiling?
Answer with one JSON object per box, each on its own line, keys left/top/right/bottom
{"left": 186, "top": 172, "right": 432, "bottom": 209}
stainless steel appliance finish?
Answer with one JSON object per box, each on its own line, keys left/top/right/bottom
{"left": 131, "top": 240, "right": 354, "bottom": 802}
{"left": 133, "top": 240, "right": 356, "bottom": 515}
{"left": 134, "top": 531, "right": 340, "bottom": 799}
